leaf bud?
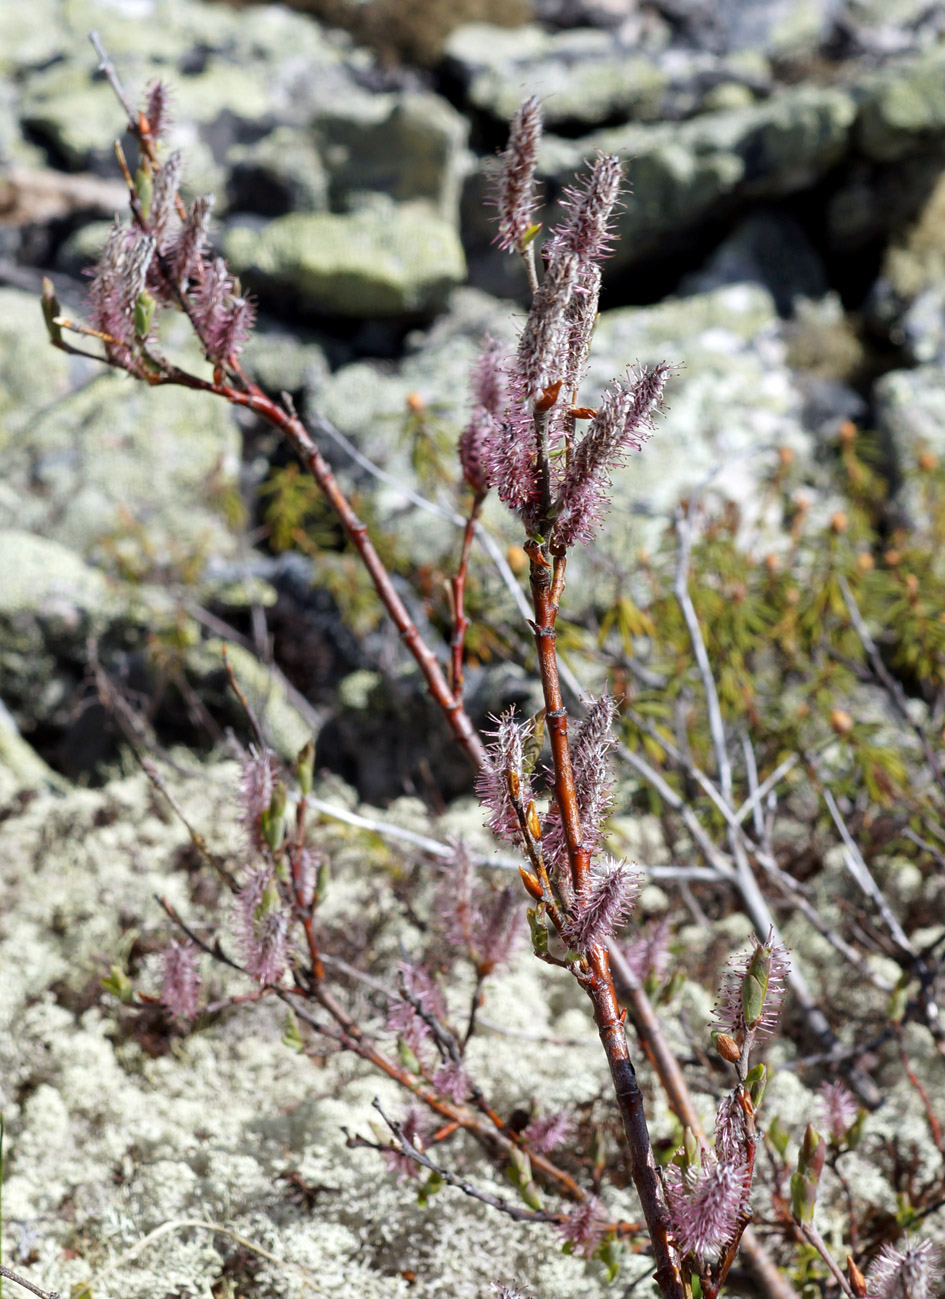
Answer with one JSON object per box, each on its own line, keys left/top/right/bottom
{"left": 791, "top": 1124, "right": 826, "bottom": 1225}
{"left": 41, "top": 277, "right": 62, "bottom": 345}
{"left": 683, "top": 1127, "right": 701, "bottom": 1171}
{"left": 101, "top": 963, "right": 134, "bottom": 1003}
{"left": 746, "top": 1062, "right": 767, "bottom": 1109}
{"left": 766, "top": 1114, "right": 790, "bottom": 1159}
{"left": 135, "top": 165, "right": 153, "bottom": 220}
{"left": 133, "top": 290, "right": 156, "bottom": 340}
{"left": 261, "top": 782, "right": 288, "bottom": 851}
{"left": 281, "top": 1008, "right": 303, "bottom": 1052}
{"left": 526, "top": 906, "right": 549, "bottom": 957}
{"left": 296, "top": 740, "right": 315, "bottom": 795}
{"left": 742, "top": 945, "right": 770, "bottom": 1029}
{"left": 519, "top": 865, "right": 544, "bottom": 902}
{"left": 714, "top": 1031, "right": 741, "bottom": 1063}
{"left": 525, "top": 799, "right": 542, "bottom": 842}
{"left": 397, "top": 1037, "right": 421, "bottom": 1074}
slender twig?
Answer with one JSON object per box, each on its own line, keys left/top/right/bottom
{"left": 798, "top": 1222, "right": 857, "bottom": 1298}
{"left": 0, "top": 1270, "right": 59, "bottom": 1299}
{"left": 357, "top": 1098, "right": 564, "bottom": 1225}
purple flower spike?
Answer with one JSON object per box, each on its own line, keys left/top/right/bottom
{"left": 170, "top": 194, "right": 215, "bottom": 287}
{"left": 238, "top": 745, "right": 278, "bottom": 851}
{"left": 492, "top": 96, "right": 542, "bottom": 254}
{"left": 143, "top": 80, "right": 172, "bottom": 140}
{"left": 562, "top": 856, "right": 640, "bottom": 953}
{"left": 546, "top": 152, "right": 623, "bottom": 271}
{"left": 149, "top": 149, "right": 182, "bottom": 249}
{"left": 665, "top": 1158, "right": 746, "bottom": 1264}
{"left": 552, "top": 362, "right": 670, "bottom": 550}
{"left": 556, "top": 1195, "right": 609, "bottom": 1257}
{"left": 818, "top": 1080, "right": 859, "bottom": 1144}
{"left": 543, "top": 692, "right": 617, "bottom": 876}
{"left": 235, "top": 867, "right": 289, "bottom": 986}
{"left": 383, "top": 1106, "right": 427, "bottom": 1183}
{"left": 867, "top": 1240, "right": 940, "bottom": 1299}
{"left": 476, "top": 710, "right": 534, "bottom": 848}
{"left": 160, "top": 938, "right": 202, "bottom": 1019}
{"left": 87, "top": 221, "right": 156, "bottom": 365}
{"left": 523, "top": 1108, "right": 573, "bottom": 1153}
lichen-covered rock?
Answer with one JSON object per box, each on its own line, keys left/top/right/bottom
{"left": 444, "top": 22, "right": 671, "bottom": 127}
{"left": 856, "top": 44, "right": 945, "bottom": 161}
{"left": 875, "top": 364, "right": 945, "bottom": 467}
{"left": 226, "top": 205, "right": 467, "bottom": 318}
{"left": 538, "top": 84, "right": 856, "bottom": 271}
{"left": 0, "top": 286, "right": 241, "bottom": 573}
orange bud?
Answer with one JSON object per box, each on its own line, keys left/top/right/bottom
{"left": 507, "top": 545, "right": 528, "bottom": 575}
{"left": 885, "top": 548, "right": 901, "bottom": 567}
{"left": 918, "top": 451, "right": 937, "bottom": 473}
{"left": 838, "top": 419, "right": 857, "bottom": 446}
{"left": 535, "top": 379, "right": 562, "bottom": 413}
{"left": 406, "top": 391, "right": 425, "bottom": 414}
{"left": 778, "top": 446, "right": 795, "bottom": 467}
{"left": 830, "top": 708, "right": 854, "bottom": 735}
{"left": 847, "top": 1256, "right": 867, "bottom": 1298}
{"left": 519, "top": 866, "right": 544, "bottom": 901}
{"left": 716, "top": 1033, "right": 741, "bottom": 1063}
{"left": 905, "top": 572, "right": 919, "bottom": 597}
{"left": 856, "top": 551, "right": 874, "bottom": 572}
{"left": 830, "top": 511, "right": 848, "bottom": 534}
{"left": 507, "top": 768, "right": 521, "bottom": 801}
{"left": 568, "top": 406, "right": 597, "bottom": 420}
{"left": 764, "top": 553, "right": 780, "bottom": 573}
{"left": 526, "top": 799, "right": 542, "bottom": 842}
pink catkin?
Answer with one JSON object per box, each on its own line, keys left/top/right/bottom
{"left": 818, "top": 1080, "right": 859, "bottom": 1144}
{"left": 238, "top": 746, "right": 278, "bottom": 851}
{"left": 562, "top": 857, "right": 640, "bottom": 952}
{"left": 523, "top": 1108, "right": 573, "bottom": 1153}
{"left": 867, "top": 1240, "right": 940, "bottom": 1299}
{"left": 665, "top": 1159, "right": 746, "bottom": 1264}
{"left": 552, "top": 362, "right": 671, "bottom": 550}
{"left": 148, "top": 149, "right": 182, "bottom": 249}
{"left": 160, "top": 939, "right": 202, "bottom": 1019}
{"left": 169, "top": 194, "right": 215, "bottom": 287}
{"left": 475, "top": 710, "right": 534, "bottom": 848}
{"left": 383, "top": 1106, "right": 427, "bottom": 1183}
{"left": 542, "top": 692, "right": 617, "bottom": 877}
{"left": 545, "top": 153, "right": 623, "bottom": 270}
{"left": 144, "top": 80, "right": 172, "bottom": 139}
{"left": 556, "top": 1196, "right": 609, "bottom": 1257}
{"left": 492, "top": 95, "right": 542, "bottom": 254}
{"left": 234, "top": 867, "right": 289, "bottom": 985}
{"left": 87, "top": 222, "right": 156, "bottom": 364}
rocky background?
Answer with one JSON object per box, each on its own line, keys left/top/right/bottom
{"left": 2, "top": 1, "right": 945, "bottom": 1296}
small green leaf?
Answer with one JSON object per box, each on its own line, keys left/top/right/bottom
{"left": 101, "top": 964, "right": 134, "bottom": 1003}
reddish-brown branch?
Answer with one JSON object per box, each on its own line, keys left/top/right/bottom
{"left": 52, "top": 333, "right": 486, "bottom": 770}
{"left": 525, "top": 542, "right": 684, "bottom": 1298}
{"left": 586, "top": 943, "right": 686, "bottom": 1299}
{"left": 527, "top": 548, "right": 590, "bottom": 896}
